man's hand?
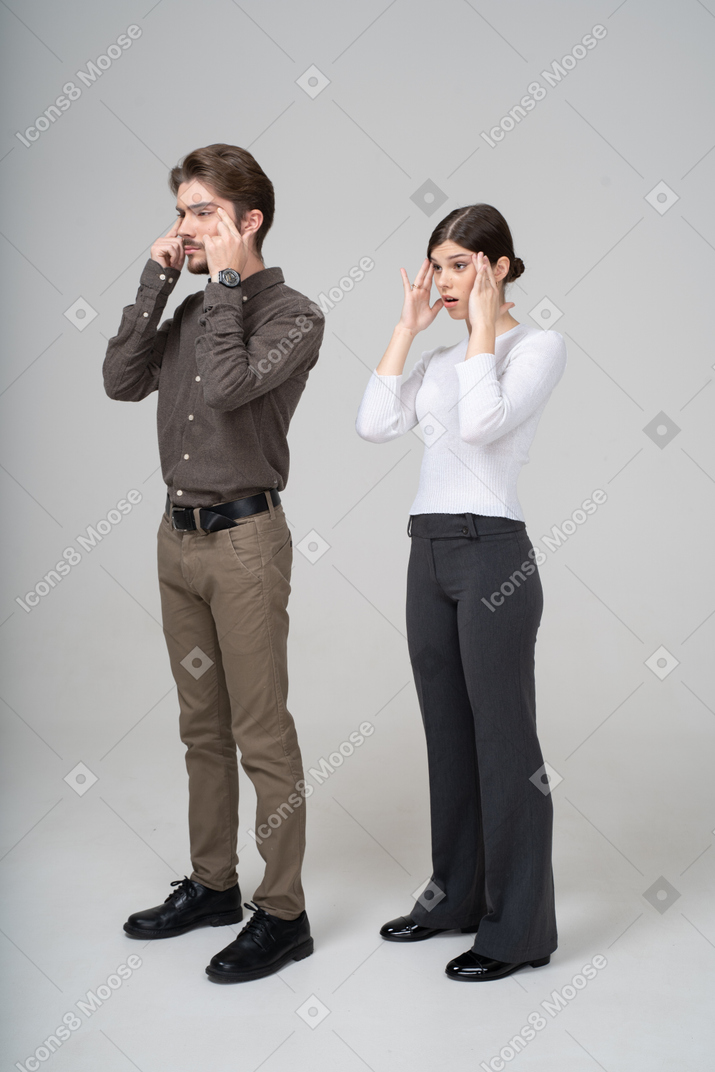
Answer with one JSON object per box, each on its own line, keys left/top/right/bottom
{"left": 204, "top": 207, "right": 249, "bottom": 280}
{"left": 150, "top": 219, "right": 185, "bottom": 271}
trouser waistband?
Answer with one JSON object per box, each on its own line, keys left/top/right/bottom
{"left": 407, "top": 513, "right": 526, "bottom": 538}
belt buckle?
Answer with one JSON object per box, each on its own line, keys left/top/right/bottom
{"left": 170, "top": 507, "right": 195, "bottom": 531}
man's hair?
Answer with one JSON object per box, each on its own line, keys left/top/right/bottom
{"left": 169, "top": 144, "right": 275, "bottom": 259}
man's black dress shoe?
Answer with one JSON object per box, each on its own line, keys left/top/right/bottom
{"left": 123, "top": 877, "right": 243, "bottom": 939}
{"left": 380, "top": 915, "right": 478, "bottom": 942}
{"left": 445, "top": 949, "right": 551, "bottom": 981}
{"left": 206, "top": 902, "right": 313, "bottom": 983}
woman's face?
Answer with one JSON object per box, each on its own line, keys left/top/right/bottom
{"left": 428, "top": 241, "right": 480, "bottom": 320}
{"left": 429, "top": 241, "right": 508, "bottom": 319}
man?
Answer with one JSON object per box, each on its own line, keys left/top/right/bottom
{"left": 103, "top": 143, "right": 324, "bottom": 983}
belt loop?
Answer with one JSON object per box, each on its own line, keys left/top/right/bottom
{"left": 192, "top": 507, "right": 207, "bottom": 534}
{"left": 264, "top": 490, "right": 276, "bottom": 520}
{"left": 467, "top": 513, "right": 479, "bottom": 538}
{"left": 407, "top": 515, "right": 413, "bottom": 537}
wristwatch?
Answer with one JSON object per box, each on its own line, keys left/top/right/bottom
{"left": 216, "top": 268, "right": 241, "bottom": 287}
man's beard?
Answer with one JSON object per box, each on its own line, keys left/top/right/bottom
{"left": 185, "top": 250, "right": 209, "bottom": 275}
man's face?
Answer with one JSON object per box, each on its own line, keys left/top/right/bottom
{"left": 175, "top": 179, "right": 242, "bottom": 275}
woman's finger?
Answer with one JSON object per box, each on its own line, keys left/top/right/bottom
{"left": 413, "top": 256, "right": 430, "bottom": 289}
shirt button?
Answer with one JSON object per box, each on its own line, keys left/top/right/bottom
{"left": 159, "top": 274, "right": 166, "bottom": 280}
{"left": 168, "top": 277, "right": 174, "bottom": 283}
{"left": 242, "top": 296, "right": 247, "bottom": 302}
{"left": 142, "top": 311, "right": 149, "bottom": 317}
{"left": 195, "top": 375, "right": 201, "bottom": 382}
{"left": 184, "top": 454, "right": 189, "bottom": 460}
{"left": 176, "top": 490, "right": 183, "bottom": 496}
{"left": 188, "top": 414, "right": 194, "bottom": 421}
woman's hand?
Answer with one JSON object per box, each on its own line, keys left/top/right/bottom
{"left": 397, "top": 258, "right": 443, "bottom": 335}
{"left": 467, "top": 252, "right": 514, "bottom": 329}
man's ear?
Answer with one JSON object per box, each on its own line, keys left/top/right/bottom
{"left": 237, "top": 207, "right": 263, "bottom": 239}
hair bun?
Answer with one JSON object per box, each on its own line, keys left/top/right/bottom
{"left": 511, "top": 256, "right": 525, "bottom": 280}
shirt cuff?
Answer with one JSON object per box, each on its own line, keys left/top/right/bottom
{"left": 204, "top": 279, "right": 244, "bottom": 313}
{"left": 139, "top": 257, "right": 181, "bottom": 295}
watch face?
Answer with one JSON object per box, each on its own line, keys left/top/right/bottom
{"left": 221, "top": 269, "right": 240, "bottom": 286}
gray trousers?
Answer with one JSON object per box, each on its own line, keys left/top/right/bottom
{"left": 406, "top": 512, "right": 557, "bottom": 963}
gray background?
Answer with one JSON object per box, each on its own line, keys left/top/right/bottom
{"left": 1, "top": 1, "right": 713, "bottom": 1070}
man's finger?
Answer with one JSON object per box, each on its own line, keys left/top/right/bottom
{"left": 217, "top": 207, "right": 241, "bottom": 236}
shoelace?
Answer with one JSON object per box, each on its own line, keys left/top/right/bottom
{"left": 164, "top": 876, "right": 196, "bottom": 904}
{"left": 237, "top": 902, "right": 275, "bottom": 950}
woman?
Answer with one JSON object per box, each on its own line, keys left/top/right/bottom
{"left": 355, "top": 204, "right": 566, "bottom": 981}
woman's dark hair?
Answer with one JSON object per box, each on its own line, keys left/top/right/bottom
{"left": 169, "top": 143, "right": 275, "bottom": 259}
{"left": 427, "top": 204, "right": 525, "bottom": 285}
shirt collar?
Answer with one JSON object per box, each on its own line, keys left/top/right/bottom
{"left": 245, "top": 265, "right": 284, "bottom": 301}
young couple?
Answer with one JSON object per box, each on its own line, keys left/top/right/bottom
{"left": 103, "top": 142, "right": 566, "bottom": 986}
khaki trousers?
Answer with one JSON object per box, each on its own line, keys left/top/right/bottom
{"left": 156, "top": 493, "right": 306, "bottom": 920}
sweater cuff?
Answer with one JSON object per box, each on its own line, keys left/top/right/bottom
{"left": 454, "top": 352, "right": 498, "bottom": 390}
{"left": 362, "top": 369, "right": 403, "bottom": 420}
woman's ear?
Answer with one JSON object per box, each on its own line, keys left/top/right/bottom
{"left": 494, "top": 255, "right": 511, "bottom": 284}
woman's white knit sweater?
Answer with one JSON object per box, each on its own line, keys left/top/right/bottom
{"left": 355, "top": 323, "right": 567, "bottom": 521}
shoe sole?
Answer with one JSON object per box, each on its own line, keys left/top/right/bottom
{"left": 123, "top": 908, "right": 244, "bottom": 940}
{"left": 205, "top": 937, "right": 314, "bottom": 983}
{"left": 446, "top": 954, "right": 551, "bottom": 981}
{"left": 381, "top": 925, "right": 479, "bottom": 943}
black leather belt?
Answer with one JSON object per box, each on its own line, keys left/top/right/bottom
{"left": 165, "top": 489, "right": 281, "bottom": 532}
